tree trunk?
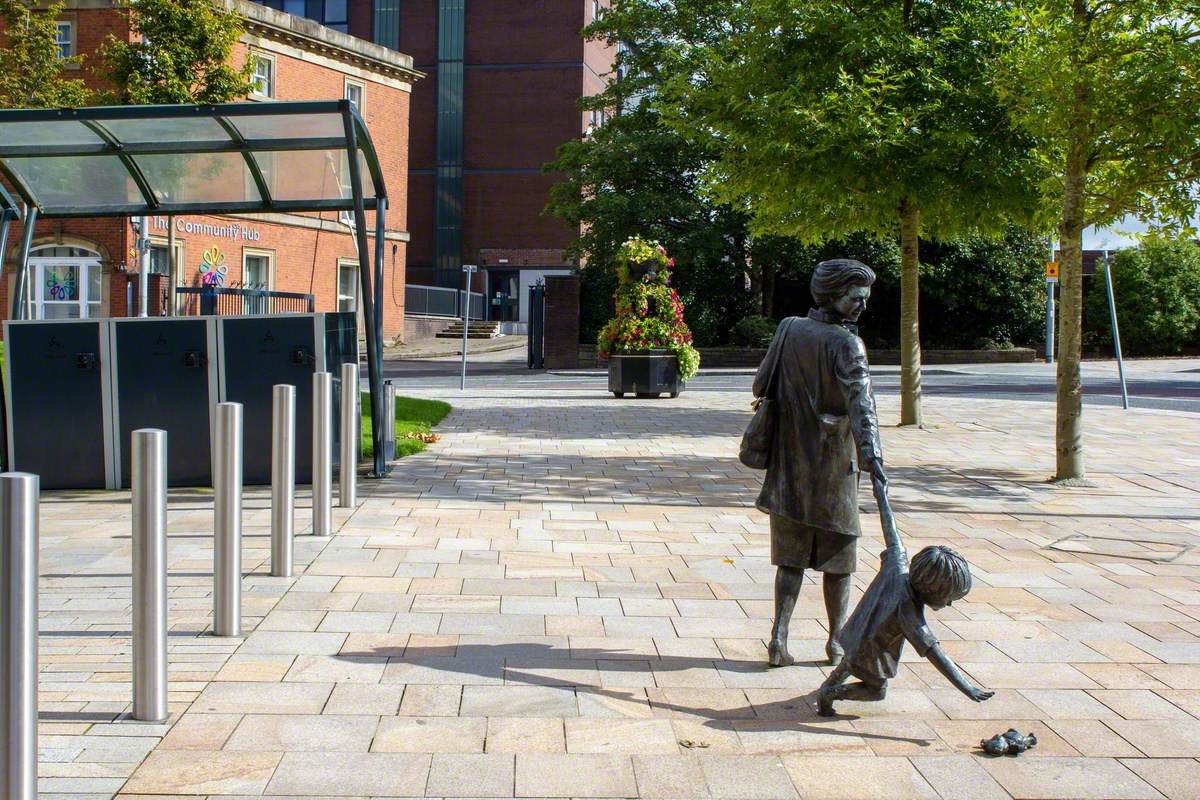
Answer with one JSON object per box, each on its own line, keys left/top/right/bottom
{"left": 1055, "top": 3, "right": 1089, "bottom": 483}
{"left": 761, "top": 259, "right": 776, "bottom": 318}
{"left": 898, "top": 197, "right": 922, "bottom": 427}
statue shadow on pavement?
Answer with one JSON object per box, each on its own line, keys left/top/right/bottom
{"left": 338, "top": 642, "right": 938, "bottom": 749}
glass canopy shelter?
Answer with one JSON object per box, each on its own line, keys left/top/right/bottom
{"left": 0, "top": 100, "right": 392, "bottom": 477}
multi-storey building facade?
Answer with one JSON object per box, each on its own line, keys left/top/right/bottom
{"left": 256, "top": 0, "right": 614, "bottom": 329}
{"left": 1, "top": 0, "right": 419, "bottom": 339}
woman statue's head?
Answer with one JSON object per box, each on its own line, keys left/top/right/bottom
{"left": 811, "top": 258, "right": 876, "bottom": 322}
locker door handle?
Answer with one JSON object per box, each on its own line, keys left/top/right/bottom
{"left": 76, "top": 352, "right": 98, "bottom": 370}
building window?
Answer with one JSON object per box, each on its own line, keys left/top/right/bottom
{"left": 29, "top": 244, "right": 102, "bottom": 319}
{"left": 322, "top": 0, "right": 348, "bottom": 32}
{"left": 251, "top": 54, "right": 275, "bottom": 98}
{"left": 592, "top": 0, "right": 602, "bottom": 21}
{"left": 148, "top": 240, "right": 184, "bottom": 277}
{"left": 344, "top": 80, "right": 364, "bottom": 112}
{"left": 337, "top": 259, "right": 358, "bottom": 312}
{"left": 54, "top": 21, "right": 74, "bottom": 59}
{"left": 243, "top": 250, "right": 274, "bottom": 289}
{"left": 243, "top": 250, "right": 274, "bottom": 314}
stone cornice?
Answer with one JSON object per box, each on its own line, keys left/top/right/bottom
{"left": 56, "top": 0, "right": 424, "bottom": 85}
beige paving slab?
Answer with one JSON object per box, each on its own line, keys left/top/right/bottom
{"left": 485, "top": 717, "right": 566, "bottom": 753}
{"left": 981, "top": 756, "right": 1162, "bottom": 799}
{"left": 224, "top": 714, "right": 378, "bottom": 752}
{"left": 1106, "top": 719, "right": 1200, "bottom": 757}
{"left": 192, "top": 681, "right": 333, "bottom": 714}
{"left": 781, "top": 755, "right": 939, "bottom": 799}
{"left": 425, "top": 752, "right": 516, "bottom": 797}
{"left": 122, "top": 750, "right": 281, "bottom": 795}
{"left": 1120, "top": 757, "right": 1200, "bottom": 800}
{"left": 910, "top": 754, "right": 1011, "bottom": 800}
{"left": 265, "top": 751, "right": 432, "bottom": 796}
{"left": 372, "top": 715, "right": 487, "bottom": 753}
{"left": 514, "top": 752, "right": 637, "bottom": 798}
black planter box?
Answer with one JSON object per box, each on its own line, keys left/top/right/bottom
{"left": 607, "top": 350, "right": 683, "bottom": 398}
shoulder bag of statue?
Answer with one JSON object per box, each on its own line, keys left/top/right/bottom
{"left": 739, "top": 319, "right": 791, "bottom": 469}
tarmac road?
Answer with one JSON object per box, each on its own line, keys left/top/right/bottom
{"left": 380, "top": 350, "right": 1200, "bottom": 414}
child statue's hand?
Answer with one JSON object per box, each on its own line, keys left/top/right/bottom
{"left": 966, "top": 687, "right": 994, "bottom": 703}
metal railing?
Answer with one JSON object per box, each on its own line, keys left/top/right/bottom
{"left": 175, "top": 287, "right": 316, "bottom": 316}
{"left": 405, "top": 284, "right": 484, "bottom": 320}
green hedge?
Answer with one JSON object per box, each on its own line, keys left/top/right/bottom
{"left": 1084, "top": 238, "right": 1200, "bottom": 355}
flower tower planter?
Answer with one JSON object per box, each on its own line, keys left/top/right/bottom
{"left": 597, "top": 237, "right": 700, "bottom": 398}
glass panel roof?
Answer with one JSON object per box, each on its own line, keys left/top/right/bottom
{"left": 5, "top": 156, "right": 142, "bottom": 209}
{"left": 135, "top": 152, "right": 259, "bottom": 205}
{"left": 101, "top": 117, "right": 232, "bottom": 146}
{"left": 253, "top": 149, "right": 375, "bottom": 202}
{"left": 0, "top": 101, "right": 385, "bottom": 217}
{"left": 3, "top": 120, "right": 104, "bottom": 148}
{"left": 231, "top": 112, "right": 346, "bottom": 141}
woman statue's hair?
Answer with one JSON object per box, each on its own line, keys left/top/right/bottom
{"left": 909, "top": 545, "right": 973, "bottom": 606}
{"left": 810, "top": 258, "right": 877, "bottom": 307}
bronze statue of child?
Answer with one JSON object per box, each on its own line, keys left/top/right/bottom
{"left": 817, "top": 472, "right": 994, "bottom": 716}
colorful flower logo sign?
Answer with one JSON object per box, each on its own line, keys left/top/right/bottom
{"left": 45, "top": 268, "right": 77, "bottom": 300}
{"left": 198, "top": 246, "right": 228, "bottom": 287}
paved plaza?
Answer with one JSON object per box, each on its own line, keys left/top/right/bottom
{"left": 34, "top": 375, "right": 1200, "bottom": 798}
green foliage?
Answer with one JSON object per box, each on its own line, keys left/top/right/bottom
{"left": 100, "top": 0, "right": 254, "bottom": 104}
{"left": 998, "top": 2, "right": 1200, "bottom": 233}
{"left": 773, "top": 228, "right": 1049, "bottom": 350}
{"left": 732, "top": 315, "right": 776, "bottom": 348}
{"left": 593, "top": 0, "right": 1044, "bottom": 242}
{"left": 360, "top": 394, "right": 451, "bottom": 459}
{"left": 544, "top": 104, "right": 755, "bottom": 345}
{"left": 1085, "top": 239, "right": 1200, "bottom": 355}
{"left": 597, "top": 237, "right": 701, "bottom": 380}
{"left": 0, "top": 0, "right": 93, "bottom": 108}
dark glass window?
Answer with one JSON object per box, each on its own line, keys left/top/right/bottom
{"left": 256, "top": 0, "right": 345, "bottom": 32}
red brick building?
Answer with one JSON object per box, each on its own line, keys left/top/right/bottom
{"left": 254, "top": 0, "right": 615, "bottom": 330}
{"left": 0, "top": 0, "right": 419, "bottom": 339}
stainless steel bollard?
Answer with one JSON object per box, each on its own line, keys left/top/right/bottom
{"left": 339, "top": 362, "right": 359, "bottom": 508}
{"left": 131, "top": 430, "right": 168, "bottom": 723}
{"left": 1, "top": 472, "right": 39, "bottom": 799}
{"left": 312, "top": 371, "right": 333, "bottom": 537}
{"left": 271, "top": 385, "right": 296, "bottom": 578}
{"left": 383, "top": 380, "right": 396, "bottom": 462}
{"left": 213, "top": 402, "right": 243, "bottom": 637}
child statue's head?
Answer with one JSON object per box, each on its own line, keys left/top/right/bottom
{"left": 909, "top": 545, "right": 972, "bottom": 609}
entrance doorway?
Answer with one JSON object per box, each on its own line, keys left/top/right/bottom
{"left": 28, "top": 245, "right": 102, "bottom": 319}
{"left": 489, "top": 269, "right": 519, "bottom": 322}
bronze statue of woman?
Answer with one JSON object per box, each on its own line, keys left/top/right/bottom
{"left": 752, "top": 259, "right": 884, "bottom": 667}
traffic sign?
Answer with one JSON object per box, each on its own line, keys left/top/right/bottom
{"left": 1045, "top": 261, "right": 1059, "bottom": 279}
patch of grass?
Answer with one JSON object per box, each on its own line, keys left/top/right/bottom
{"left": 361, "top": 394, "right": 451, "bottom": 458}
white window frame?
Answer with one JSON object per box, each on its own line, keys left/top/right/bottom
{"left": 242, "top": 248, "right": 275, "bottom": 290}
{"left": 148, "top": 237, "right": 185, "bottom": 281}
{"left": 336, "top": 257, "right": 365, "bottom": 331}
{"left": 592, "top": 0, "right": 602, "bottom": 22}
{"left": 344, "top": 79, "right": 365, "bottom": 113}
{"left": 250, "top": 53, "right": 275, "bottom": 99}
{"left": 55, "top": 20, "right": 74, "bottom": 59}
{"left": 28, "top": 246, "right": 102, "bottom": 320}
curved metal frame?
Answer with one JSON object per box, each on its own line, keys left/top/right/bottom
{"left": 0, "top": 99, "right": 392, "bottom": 476}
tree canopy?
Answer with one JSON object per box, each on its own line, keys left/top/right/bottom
{"left": 997, "top": 0, "right": 1200, "bottom": 481}
{"left": 0, "top": 0, "right": 93, "bottom": 108}
{"left": 589, "top": 0, "right": 1046, "bottom": 425}
{"left": 99, "top": 0, "right": 254, "bottom": 104}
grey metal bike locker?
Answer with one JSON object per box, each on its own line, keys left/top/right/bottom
{"left": 3, "top": 319, "right": 112, "bottom": 489}
{"left": 219, "top": 313, "right": 357, "bottom": 485}
{"left": 109, "top": 317, "right": 218, "bottom": 487}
